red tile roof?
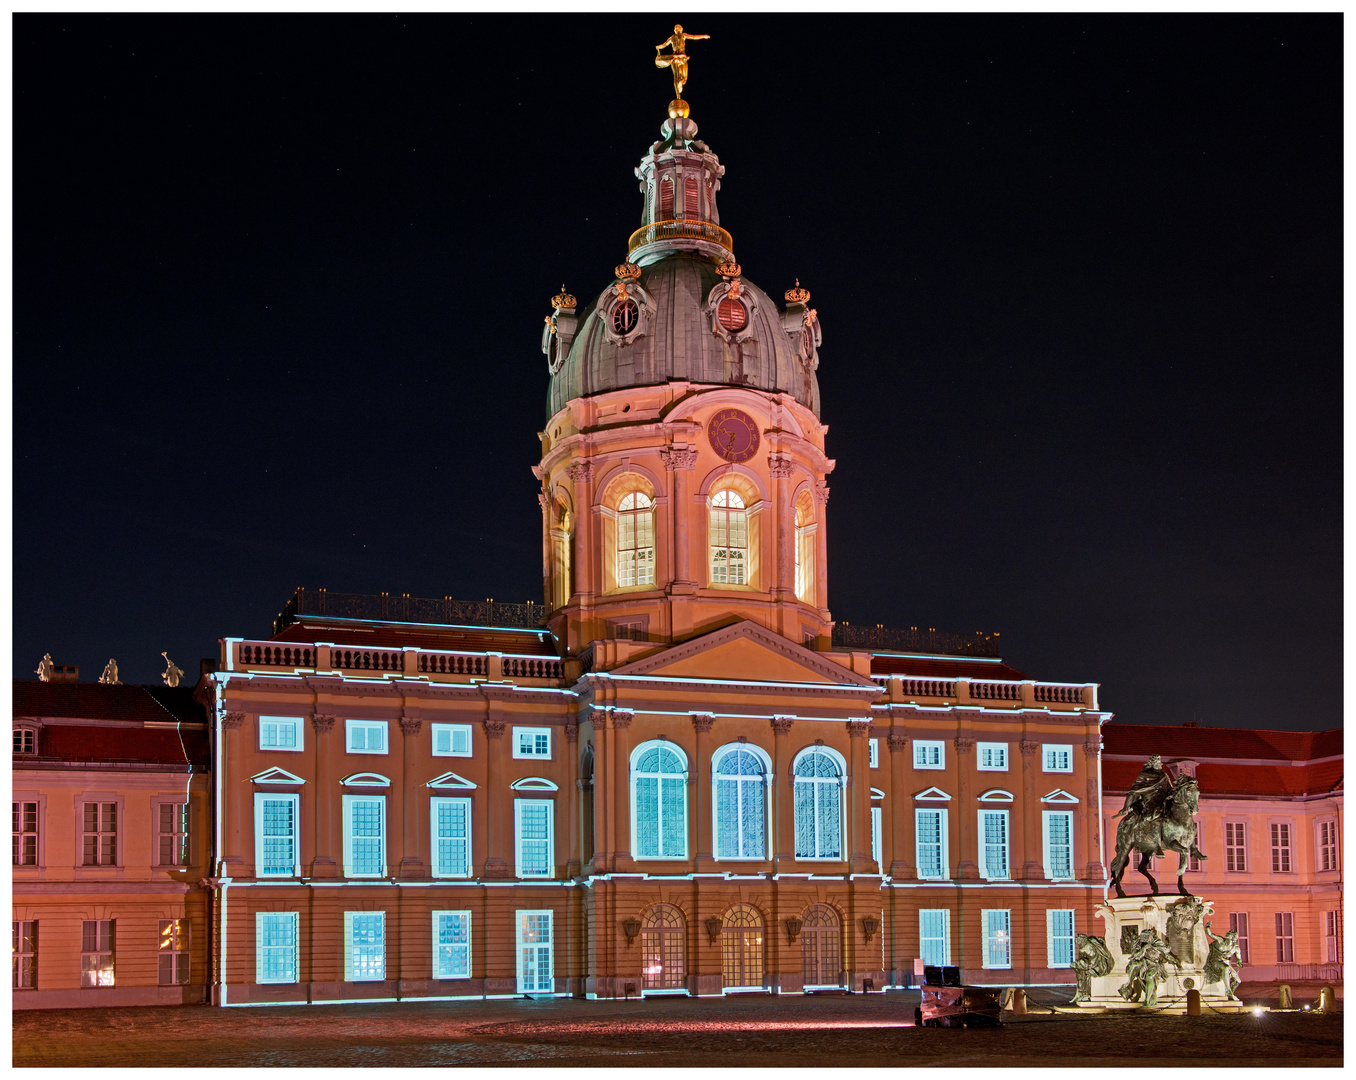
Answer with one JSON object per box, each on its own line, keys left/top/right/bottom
{"left": 869, "top": 656, "right": 1029, "bottom": 680}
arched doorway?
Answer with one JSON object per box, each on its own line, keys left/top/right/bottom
{"left": 640, "top": 904, "right": 686, "bottom": 991}
{"left": 722, "top": 904, "right": 765, "bottom": 990}
{"left": 800, "top": 904, "right": 842, "bottom": 988}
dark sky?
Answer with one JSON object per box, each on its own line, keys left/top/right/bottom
{"left": 14, "top": 15, "right": 1341, "bottom": 732}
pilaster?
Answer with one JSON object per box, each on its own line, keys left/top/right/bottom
{"left": 399, "top": 715, "right": 425, "bottom": 878}
{"left": 311, "top": 714, "right": 337, "bottom": 877}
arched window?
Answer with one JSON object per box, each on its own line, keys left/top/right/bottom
{"left": 710, "top": 490, "right": 747, "bottom": 585}
{"left": 801, "top": 904, "right": 842, "bottom": 988}
{"left": 712, "top": 744, "right": 768, "bottom": 860}
{"left": 617, "top": 491, "right": 655, "bottom": 587}
{"left": 641, "top": 904, "right": 686, "bottom": 990}
{"left": 660, "top": 176, "right": 674, "bottom": 220}
{"left": 550, "top": 498, "right": 572, "bottom": 609}
{"left": 684, "top": 176, "right": 700, "bottom": 218}
{"left": 631, "top": 741, "right": 687, "bottom": 859}
{"left": 793, "top": 747, "right": 845, "bottom": 859}
{"left": 721, "top": 904, "right": 764, "bottom": 989}
{"left": 794, "top": 490, "right": 816, "bottom": 604}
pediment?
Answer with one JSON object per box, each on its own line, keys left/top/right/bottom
{"left": 427, "top": 771, "right": 476, "bottom": 790}
{"left": 1041, "top": 788, "right": 1079, "bottom": 804}
{"left": 610, "top": 620, "right": 880, "bottom": 689}
{"left": 250, "top": 767, "right": 305, "bottom": 785}
{"left": 913, "top": 786, "right": 951, "bottom": 801}
{"left": 978, "top": 788, "right": 1014, "bottom": 803}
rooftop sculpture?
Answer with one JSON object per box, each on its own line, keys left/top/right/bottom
{"left": 654, "top": 24, "right": 709, "bottom": 105}
{"left": 161, "top": 652, "right": 184, "bottom": 688}
{"left": 98, "top": 659, "right": 121, "bottom": 685}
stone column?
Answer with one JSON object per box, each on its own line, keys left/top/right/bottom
{"left": 769, "top": 453, "right": 795, "bottom": 602}
{"left": 848, "top": 721, "right": 874, "bottom": 873}
{"left": 399, "top": 715, "right": 425, "bottom": 878}
{"left": 590, "top": 711, "right": 609, "bottom": 873}
{"left": 691, "top": 713, "right": 715, "bottom": 871}
{"left": 537, "top": 491, "right": 553, "bottom": 606}
{"left": 568, "top": 459, "right": 596, "bottom": 608}
{"left": 662, "top": 445, "right": 698, "bottom": 588}
{"left": 954, "top": 738, "right": 977, "bottom": 879}
{"left": 220, "top": 712, "right": 245, "bottom": 873}
{"left": 565, "top": 722, "right": 581, "bottom": 877}
{"left": 813, "top": 481, "right": 830, "bottom": 614}
{"left": 311, "top": 714, "right": 337, "bottom": 876}
{"left": 482, "top": 716, "right": 510, "bottom": 878}
{"left": 611, "top": 711, "right": 634, "bottom": 871}
{"left": 1082, "top": 738, "right": 1104, "bottom": 880}
{"left": 886, "top": 731, "right": 914, "bottom": 879}
{"left": 1019, "top": 740, "right": 1042, "bottom": 880}
{"left": 771, "top": 717, "right": 794, "bottom": 869}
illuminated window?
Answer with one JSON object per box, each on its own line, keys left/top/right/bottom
{"left": 641, "top": 903, "right": 686, "bottom": 990}
{"left": 259, "top": 716, "right": 303, "bottom": 752}
{"left": 721, "top": 904, "right": 764, "bottom": 989}
{"left": 256, "top": 912, "right": 298, "bottom": 984}
{"left": 716, "top": 296, "right": 747, "bottom": 331}
{"left": 632, "top": 741, "right": 688, "bottom": 860}
{"left": 515, "top": 799, "right": 553, "bottom": 878}
{"left": 713, "top": 744, "right": 768, "bottom": 860}
{"left": 1228, "top": 912, "right": 1250, "bottom": 964}
{"left": 982, "top": 909, "right": 1011, "bottom": 969}
{"left": 1274, "top": 912, "right": 1294, "bottom": 963}
{"left": 345, "top": 911, "right": 385, "bottom": 981}
{"left": 617, "top": 492, "right": 655, "bottom": 587}
{"left": 431, "top": 797, "right": 471, "bottom": 877}
{"left": 255, "top": 794, "right": 299, "bottom": 877}
{"left": 612, "top": 298, "right": 639, "bottom": 335}
{"left": 979, "top": 809, "right": 1009, "bottom": 880}
{"left": 1043, "top": 810, "right": 1074, "bottom": 880}
{"left": 1271, "top": 822, "right": 1292, "bottom": 873}
{"left": 13, "top": 921, "right": 36, "bottom": 989}
{"left": 343, "top": 795, "right": 386, "bottom": 878}
{"left": 434, "top": 910, "right": 471, "bottom": 979}
{"left": 915, "top": 808, "right": 948, "bottom": 880}
{"left": 793, "top": 747, "right": 844, "bottom": 860}
{"left": 81, "top": 920, "right": 115, "bottom": 987}
{"left": 158, "top": 803, "right": 190, "bottom": 866}
{"left": 517, "top": 910, "right": 554, "bottom": 993}
{"left": 710, "top": 489, "right": 747, "bottom": 585}
{"left": 919, "top": 909, "right": 950, "bottom": 966}
{"left": 158, "top": 919, "right": 190, "bottom": 986}
{"left": 1047, "top": 910, "right": 1075, "bottom": 968}
{"left": 1225, "top": 821, "right": 1247, "bottom": 872}
{"left": 12, "top": 802, "right": 37, "bottom": 866}
{"left": 794, "top": 490, "right": 816, "bottom": 603}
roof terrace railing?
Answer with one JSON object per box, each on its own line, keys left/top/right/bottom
{"left": 832, "top": 623, "right": 1001, "bottom": 658}
{"left": 274, "top": 588, "right": 550, "bottom": 635}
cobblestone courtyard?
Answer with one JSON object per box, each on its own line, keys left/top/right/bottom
{"left": 13, "top": 987, "right": 1341, "bottom": 1067}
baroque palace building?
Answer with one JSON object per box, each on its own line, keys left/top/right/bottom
{"left": 189, "top": 89, "right": 1116, "bottom": 1007}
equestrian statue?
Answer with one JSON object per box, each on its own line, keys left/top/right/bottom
{"left": 1108, "top": 754, "right": 1208, "bottom": 898}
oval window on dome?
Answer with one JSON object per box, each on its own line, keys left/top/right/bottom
{"left": 612, "top": 298, "right": 640, "bottom": 335}
{"left": 717, "top": 297, "right": 748, "bottom": 332}
{"left": 802, "top": 327, "right": 814, "bottom": 357}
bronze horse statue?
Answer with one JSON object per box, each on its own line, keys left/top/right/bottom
{"left": 1109, "top": 774, "right": 1206, "bottom": 898}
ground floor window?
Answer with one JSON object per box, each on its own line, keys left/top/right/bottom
{"left": 981, "top": 909, "right": 1011, "bottom": 969}
{"left": 13, "top": 921, "right": 36, "bottom": 989}
{"left": 721, "top": 904, "right": 764, "bottom": 989}
{"left": 800, "top": 904, "right": 841, "bottom": 988}
{"left": 1325, "top": 910, "right": 1340, "bottom": 964}
{"left": 257, "top": 912, "right": 298, "bottom": 983}
{"left": 433, "top": 910, "right": 471, "bottom": 979}
{"left": 641, "top": 904, "right": 686, "bottom": 990}
{"left": 1228, "top": 913, "right": 1250, "bottom": 964}
{"left": 1047, "top": 909, "right": 1075, "bottom": 968}
{"left": 81, "top": 920, "right": 114, "bottom": 987}
{"left": 516, "top": 910, "right": 553, "bottom": 993}
{"left": 919, "top": 909, "right": 950, "bottom": 967}
{"left": 1274, "top": 912, "right": 1294, "bottom": 964}
{"left": 158, "top": 919, "right": 190, "bottom": 985}
{"left": 345, "top": 911, "right": 386, "bottom": 981}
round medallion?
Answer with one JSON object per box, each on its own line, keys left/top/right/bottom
{"left": 707, "top": 408, "right": 760, "bottom": 464}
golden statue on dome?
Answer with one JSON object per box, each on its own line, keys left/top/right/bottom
{"left": 655, "top": 24, "right": 709, "bottom": 109}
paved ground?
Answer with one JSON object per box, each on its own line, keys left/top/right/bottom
{"left": 13, "top": 985, "right": 1341, "bottom": 1067}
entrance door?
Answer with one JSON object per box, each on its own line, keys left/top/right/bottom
{"left": 721, "top": 904, "right": 764, "bottom": 989}
{"left": 516, "top": 910, "right": 553, "bottom": 993}
{"left": 641, "top": 904, "right": 686, "bottom": 990}
{"left": 801, "top": 904, "right": 842, "bottom": 988}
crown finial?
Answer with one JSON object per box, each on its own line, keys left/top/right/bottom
{"left": 785, "top": 279, "right": 811, "bottom": 305}
{"left": 717, "top": 260, "right": 742, "bottom": 280}
{"left": 551, "top": 285, "right": 577, "bottom": 310}
{"left": 615, "top": 262, "right": 642, "bottom": 282}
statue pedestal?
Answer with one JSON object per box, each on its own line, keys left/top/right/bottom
{"left": 1078, "top": 894, "right": 1246, "bottom": 1012}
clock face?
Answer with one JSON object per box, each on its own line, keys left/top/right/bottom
{"left": 707, "top": 408, "right": 761, "bottom": 464}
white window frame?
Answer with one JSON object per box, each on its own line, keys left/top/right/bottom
{"left": 514, "top": 798, "right": 554, "bottom": 878}
{"left": 1270, "top": 821, "right": 1293, "bottom": 873}
{"left": 433, "top": 910, "right": 472, "bottom": 980}
{"left": 259, "top": 715, "right": 304, "bottom": 752}
{"left": 1042, "top": 744, "right": 1073, "bottom": 773}
{"left": 978, "top": 809, "right": 1010, "bottom": 880}
{"left": 431, "top": 723, "right": 473, "bottom": 757}
{"left": 80, "top": 919, "right": 115, "bottom": 987}
{"left": 871, "top": 805, "right": 883, "bottom": 867}
{"left": 913, "top": 740, "right": 944, "bottom": 770}
{"left": 345, "top": 719, "right": 388, "bottom": 755}
{"left": 1225, "top": 820, "right": 1248, "bottom": 872}
{"left": 1229, "top": 912, "right": 1251, "bottom": 965}
{"left": 256, "top": 912, "right": 298, "bottom": 984}
{"left": 1275, "top": 911, "right": 1295, "bottom": 963}
{"left": 919, "top": 908, "right": 951, "bottom": 967}
{"left": 157, "top": 918, "right": 190, "bottom": 986}
{"left": 1043, "top": 809, "right": 1075, "bottom": 881}
{"left": 982, "top": 908, "right": 1012, "bottom": 970}
{"left": 430, "top": 796, "right": 472, "bottom": 878}
{"left": 344, "top": 911, "right": 386, "bottom": 982}
{"left": 792, "top": 745, "right": 847, "bottom": 861}
{"left": 868, "top": 738, "right": 880, "bottom": 769}
{"left": 254, "top": 793, "right": 300, "bottom": 878}
{"left": 1047, "top": 909, "right": 1075, "bottom": 968}
{"left": 342, "top": 794, "right": 387, "bottom": 878}
{"left": 1325, "top": 910, "right": 1340, "bottom": 964}
{"left": 516, "top": 909, "right": 554, "bottom": 994}
{"left": 616, "top": 490, "right": 656, "bottom": 588}
{"left": 1317, "top": 819, "right": 1339, "bottom": 872}
{"left": 709, "top": 489, "right": 749, "bottom": 586}
{"left": 712, "top": 742, "right": 772, "bottom": 861}
{"left": 630, "top": 740, "right": 689, "bottom": 861}
{"left": 977, "top": 742, "right": 1008, "bottom": 771}
{"left": 915, "top": 807, "right": 948, "bottom": 880}
{"left": 513, "top": 727, "right": 552, "bottom": 760}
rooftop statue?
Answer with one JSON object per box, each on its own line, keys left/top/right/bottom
{"left": 1109, "top": 755, "right": 1207, "bottom": 897}
{"left": 655, "top": 24, "right": 709, "bottom": 102}
{"left": 34, "top": 653, "right": 54, "bottom": 682}
{"left": 98, "top": 658, "right": 121, "bottom": 685}
{"left": 161, "top": 652, "right": 185, "bottom": 688}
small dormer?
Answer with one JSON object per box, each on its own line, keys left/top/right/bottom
{"left": 13, "top": 721, "right": 41, "bottom": 756}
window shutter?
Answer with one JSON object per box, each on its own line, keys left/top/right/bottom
{"left": 684, "top": 176, "right": 699, "bottom": 217}
{"left": 660, "top": 177, "right": 674, "bottom": 220}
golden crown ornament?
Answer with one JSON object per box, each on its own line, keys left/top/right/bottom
{"left": 717, "top": 260, "right": 742, "bottom": 280}
{"left": 551, "top": 284, "right": 577, "bottom": 310}
{"left": 615, "top": 262, "right": 642, "bottom": 282}
{"left": 785, "top": 279, "right": 810, "bottom": 305}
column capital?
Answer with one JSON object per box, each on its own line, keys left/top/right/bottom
{"left": 221, "top": 711, "right": 245, "bottom": 731}
{"left": 565, "top": 722, "right": 580, "bottom": 744}
{"left": 1018, "top": 740, "right": 1040, "bottom": 757}
{"left": 886, "top": 733, "right": 909, "bottom": 753}
{"left": 767, "top": 452, "right": 795, "bottom": 480}
{"left": 610, "top": 710, "right": 634, "bottom": 731}
{"left": 399, "top": 716, "right": 423, "bottom": 737}
{"left": 813, "top": 479, "right": 830, "bottom": 505}
{"left": 567, "top": 461, "right": 595, "bottom": 484}
{"left": 1082, "top": 739, "right": 1101, "bottom": 757}
{"left": 847, "top": 720, "right": 872, "bottom": 739}
{"left": 771, "top": 716, "right": 795, "bottom": 736}
{"left": 953, "top": 737, "right": 975, "bottom": 754}
{"left": 311, "top": 713, "right": 337, "bottom": 735}
{"left": 660, "top": 445, "right": 698, "bottom": 472}
{"left": 484, "top": 718, "right": 508, "bottom": 739}
{"left": 690, "top": 712, "right": 715, "bottom": 734}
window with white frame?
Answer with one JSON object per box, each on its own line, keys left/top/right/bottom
{"left": 714, "top": 744, "right": 769, "bottom": 860}
{"left": 82, "top": 802, "right": 117, "bottom": 866}
{"left": 1043, "top": 810, "right": 1074, "bottom": 881}
{"left": 1042, "top": 745, "right": 1073, "bottom": 773}
{"left": 343, "top": 795, "right": 386, "bottom": 878}
{"left": 13, "top": 801, "right": 38, "bottom": 866}
{"left": 13, "top": 727, "right": 36, "bottom": 755}
{"left": 1047, "top": 909, "right": 1075, "bottom": 968}
{"left": 346, "top": 719, "right": 388, "bottom": 755}
{"left": 868, "top": 738, "right": 879, "bottom": 769}
{"left": 915, "top": 808, "right": 947, "bottom": 880}
{"left": 345, "top": 911, "right": 386, "bottom": 981}
{"left": 1325, "top": 910, "right": 1340, "bottom": 964}
{"left": 517, "top": 909, "right": 553, "bottom": 993}
{"left": 709, "top": 489, "right": 748, "bottom": 585}
{"left": 913, "top": 741, "right": 944, "bottom": 770}
{"left": 979, "top": 809, "right": 1009, "bottom": 879}
{"left": 513, "top": 727, "right": 552, "bottom": 760}
{"left": 793, "top": 747, "right": 844, "bottom": 860}
{"left": 982, "top": 909, "right": 1011, "bottom": 969}
{"left": 1228, "top": 912, "right": 1250, "bottom": 964}
{"left": 871, "top": 805, "right": 882, "bottom": 866}
{"left": 158, "top": 802, "right": 190, "bottom": 866}
{"left": 1270, "top": 822, "right": 1292, "bottom": 872}
{"left": 81, "top": 920, "right": 114, "bottom": 987}
{"left": 256, "top": 912, "right": 298, "bottom": 983}
{"left": 431, "top": 797, "right": 471, "bottom": 877}
{"left": 157, "top": 919, "right": 190, "bottom": 986}
{"left": 632, "top": 741, "right": 688, "bottom": 860}
{"left": 432, "top": 723, "right": 473, "bottom": 757}
{"left": 1225, "top": 821, "right": 1247, "bottom": 872}
{"left": 433, "top": 910, "right": 471, "bottom": 979}
{"left": 1274, "top": 911, "right": 1294, "bottom": 963}
{"left": 977, "top": 743, "right": 1008, "bottom": 771}
{"left": 255, "top": 793, "right": 300, "bottom": 877}
{"left": 259, "top": 715, "right": 303, "bottom": 752}
{"left": 13, "top": 921, "right": 36, "bottom": 989}
{"left": 1318, "top": 820, "right": 1339, "bottom": 872}
{"left": 617, "top": 491, "right": 656, "bottom": 587}
{"left": 515, "top": 799, "right": 553, "bottom": 878}
{"left": 794, "top": 490, "right": 816, "bottom": 603}
{"left": 919, "top": 909, "right": 950, "bottom": 967}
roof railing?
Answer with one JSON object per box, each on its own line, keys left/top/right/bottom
{"left": 274, "top": 588, "right": 550, "bottom": 635}
{"left": 832, "top": 623, "right": 1001, "bottom": 658}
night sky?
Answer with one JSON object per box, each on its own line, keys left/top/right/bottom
{"left": 14, "top": 15, "right": 1341, "bottom": 732}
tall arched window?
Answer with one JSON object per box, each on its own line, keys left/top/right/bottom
{"left": 641, "top": 904, "right": 686, "bottom": 990}
{"left": 660, "top": 176, "right": 675, "bottom": 220}
{"left": 800, "top": 904, "right": 842, "bottom": 988}
{"left": 684, "top": 176, "right": 700, "bottom": 218}
{"left": 721, "top": 904, "right": 764, "bottom": 989}
{"left": 617, "top": 491, "right": 655, "bottom": 587}
{"left": 710, "top": 490, "right": 747, "bottom": 585}
{"left": 550, "top": 499, "right": 573, "bottom": 609}
{"left": 631, "top": 741, "right": 687, "bottom": 859}
{"left": 793, "top": 747, "right": 845, "bottom": 859}
{"left": 794, "top": 489, "right": 816, "bottom": 604}
{"left": 713, "top": 744, "right": 768, "bottom": 860}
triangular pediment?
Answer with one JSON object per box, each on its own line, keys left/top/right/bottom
{"left": 251, "top": 767, "right": 305, "bottom": 785}
{"left": 1041, "top": 788, "right": 1079, "bottom": 804}
{"left": 611, "top": 620, "right": 881, "bottom": 689}
{"left": 913, "top": 786, "right": 951, "bottom": 801}
{"left": 427, "top": 771, "right": 476, "bottom": 790}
